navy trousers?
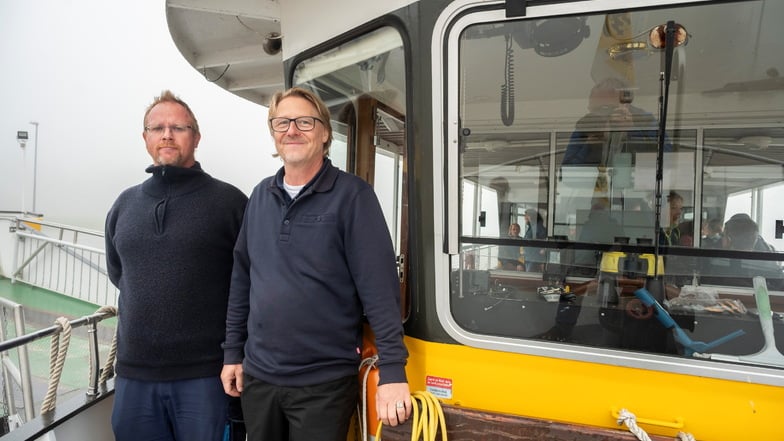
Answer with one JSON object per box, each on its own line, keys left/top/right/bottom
{"left": 112, "top": 376, "right": 230, "bottom": 441}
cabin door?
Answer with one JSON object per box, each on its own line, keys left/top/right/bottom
{"left": 353, "top": 95, "right": 409, "bottom": 319}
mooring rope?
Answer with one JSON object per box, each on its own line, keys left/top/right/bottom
{"left": 39, "top": 316, "right": 72, "bottom": 414}
{"left": 617, "top": 409, "right": 653, "bottom": 441}
{"left": 94, "top": 305, "right": 118, "bottom": 385}
{"left": 618, "top": 408, "right": 697, "bottom": 441}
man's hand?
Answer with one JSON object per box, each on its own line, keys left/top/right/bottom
{"left": 221, "top": 364, "right": 244, "bottom": 397}
{"left": 376, "top": 382, "right": 411, "bottom": 427}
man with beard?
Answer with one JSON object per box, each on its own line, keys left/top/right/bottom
{"left": 105, "top": 90, "right": 247, "bottom": 440}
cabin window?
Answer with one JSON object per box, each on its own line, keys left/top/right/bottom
{"left": 449, "top": 1, "right": 784, "bottom": 367}
{"left": 292, "top": 26, "right": 410, "bottom": 318}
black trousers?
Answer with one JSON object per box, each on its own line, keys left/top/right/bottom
{"left": 227, "top": 396, "right": 246, "bottom": 441}
{"left": 241, "top": 373, "right": 358, "bottom": 441}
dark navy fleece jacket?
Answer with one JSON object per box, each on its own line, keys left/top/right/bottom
{"left": 105, "top": 163, "right": 247, "bottom": 381}
{"left": 223, "top": 159, "right": 408, "bottom": 387}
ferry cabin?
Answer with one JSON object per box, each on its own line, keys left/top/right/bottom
{"left": 168, "top": 0, "right": 784, "bottom": 439}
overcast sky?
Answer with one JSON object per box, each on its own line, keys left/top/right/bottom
{"left": 0, "top": 0, "right": 281, "bottom": 230}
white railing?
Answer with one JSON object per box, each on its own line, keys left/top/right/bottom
{"left": 0, "top": 302, "right": 116, "bottom": 436}
{"left": 2, "top": 214, "right": 118, "bottom": 307}
{"left": 0, "top": 297, "right": 33, "bottom": 428}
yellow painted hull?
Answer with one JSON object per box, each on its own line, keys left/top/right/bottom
{"left": 402, "top": 336, "right": 784, "bottom": 440}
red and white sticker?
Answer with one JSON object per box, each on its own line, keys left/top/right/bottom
{"left": 426, "top": 375, "right": 453, "bottom": 399}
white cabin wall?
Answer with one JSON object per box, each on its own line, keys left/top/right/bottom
{"left": 280, "top": 0, "right": 417, "bottom": 58}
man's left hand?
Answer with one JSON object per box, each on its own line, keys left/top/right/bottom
{"left": 376, "top": 382, "right": 411, "bottom": 427}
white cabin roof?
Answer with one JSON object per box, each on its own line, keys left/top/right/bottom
{"left": 165, "top": 0, "right": 417, "bottom": 106}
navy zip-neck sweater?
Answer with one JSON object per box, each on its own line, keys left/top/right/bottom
{"left": 105, "top": 162, "right": 248, "bottom": 381}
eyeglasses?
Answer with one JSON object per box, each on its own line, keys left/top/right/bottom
{"left": 144, "top": 125, "right": 193, "bottom": 135}
{"left": 269, "top": 116, "right": 323, "bottom": 133}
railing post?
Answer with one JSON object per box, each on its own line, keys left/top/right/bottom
{"left": 0, "top": 300, "right": 36, "bottom": 423}
{"left": 0, "top": 305, "right": 15, "bottom": 420}
{"left": 11, "top": 222, "right": 20, "bottom": 284}
{"left": 15, "top": 305, "right": 35, "bottom": 421}
{"left": 86, "top": 318, "right": 101, "bottom": 397}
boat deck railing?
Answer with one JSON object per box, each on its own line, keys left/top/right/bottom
{"left": 0, "top": 298, "right": 116, "bottom": 436}
{"left": 0, "top": 212, "right": 118, "bottom": 437}
{"left": 0, "top": 298, "right": 32, "bottom": 429}
{"left": 4, "top": 214, "right": 118, "bottom": 307}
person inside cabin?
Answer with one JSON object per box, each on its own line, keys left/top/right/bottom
{"left": 523, "top": 209, "right": 547, "bottom": 272}
{"left": 703, "top": 213, "right": 784, "bottom": 290}
{"left": 498, "top": 222, "right": 524, "bottom": 270}
{"left": 661, "top": 190, "right": 684, "bottom": 246}
{"left": 220, "top": 87, "right": 411, "bottom": 441}
{"left": 562, "top": 78, "right": 669, "bottom": 167}
{"left": 676, "top": 220, "right": 694, "bottom": 247}
{"left": 573, "top": 199, "right": 624, "bottom": 276}
{"left": 723, "top": 213, "right": 776, "bottom": 252}
{"left": 105, "top": 90, "right": 248, "bottom": 441}
{"left": 702, "top": 217, "right": 724, "bottom": 249}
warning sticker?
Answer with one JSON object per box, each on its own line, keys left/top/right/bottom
{"left": 425, "top": 375, "right": 453, "bottom": 399}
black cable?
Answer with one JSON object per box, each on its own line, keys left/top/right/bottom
{"left": 500, "top": 34, "right": 515, "bottom": 126}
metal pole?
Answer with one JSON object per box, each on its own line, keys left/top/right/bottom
{"left": 30, "top": 121, "right": 39, "bottom": 213}
{"left": 20, "top": 145, "right": 26, "bottom": 213}
{"left": 14, "top": 305, "right": 35, "bottom": 421}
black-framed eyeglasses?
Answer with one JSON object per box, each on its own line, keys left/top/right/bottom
{"left": 144, "top": 125, "right": 193, "bottom": 135}
{"left": 269, "top": 116, "right": 323, "bottom": 133}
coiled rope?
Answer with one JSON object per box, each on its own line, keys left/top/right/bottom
{"left": 39, "top": 317, "right": 72, "bottom": 414}
{"left": 359, "top": 356, "right": 447, "bottom": 441}
{"left": 617, "top": 408, "right": 696, "bottom": 441}
{"left": 93, "top": 305, "right": 118, "bottom": 385}
{"left": 374, "top": 390, "right": 447, "bottom": 441}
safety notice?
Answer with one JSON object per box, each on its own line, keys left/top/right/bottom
{"left": 426, "top": 375, "right": 452, "bottom": 399}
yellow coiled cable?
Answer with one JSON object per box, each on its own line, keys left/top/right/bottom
{"left": 374, "top": 390, "right": 447, "bottom": 441}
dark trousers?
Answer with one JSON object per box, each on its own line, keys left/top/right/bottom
{"left": 241, "top": 374, "right": 358, "bottom": 441}
{"left": 112, "top": 376, "right": 229, "bottom": 441}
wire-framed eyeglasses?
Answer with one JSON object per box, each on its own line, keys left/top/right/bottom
{"left": 269, "top": 116, "right": 323, "bottom": 133}
{"left": 144, "top": 125, "right": 193, "bottom": 135}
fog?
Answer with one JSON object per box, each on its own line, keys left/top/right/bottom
{"left": 0, "top": 0, "right": 281, "bottom": 230}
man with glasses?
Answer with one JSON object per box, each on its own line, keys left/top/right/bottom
{"left": 221, "top": 87, "right": 411, "bottom": 441}
{"left": 105, "top": 90, "right": 248, "bottom": 441}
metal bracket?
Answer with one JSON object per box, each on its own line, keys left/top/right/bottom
{"left": 505, "top": 0, "right": 526, "bottom": 18}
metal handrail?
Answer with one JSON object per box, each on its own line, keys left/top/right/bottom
{"left": 8, "top": 216, "right": 119, "bottom": 307}
{"left": 0, "top": 312, "right": 113, "bottom": 353}
{"left": 0, "top": 307, "right": 116, "bottom": 427}
{"left": 0, "top": 298, "right": 33, "bottom": 423}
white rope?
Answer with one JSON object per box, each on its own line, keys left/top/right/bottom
{"left": 677, "top": 432, "right": 696, "bottom": 441}
{"left": 617, "top": 409, "right": 653, "bottom": 441}
{"left": 95, "top": 305, "right": 118, "bottom": 385}
{"left": 618, "top": 409, "right": 697, "bottom": 441}
{"left": 40, "top": 317, "right": 72, "bottom": 414}
{"left": 358, "top": 355, "right": 379, "bottom": 441}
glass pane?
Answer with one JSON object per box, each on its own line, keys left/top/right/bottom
{"left": 292, "top": 26, "right": 406, "bottom": 246}
{"left": 330, "top": 120, "right": 349, "bottom": 171}
{"left": 452, "top": 1, "right": 784, "bottom": 367}
{"left": 702, "top": 127, "right": 784, "bottom": 251}
{"left": 372, "top": 106, "right": 406, "bottom": 255}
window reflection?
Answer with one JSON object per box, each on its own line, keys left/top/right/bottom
{"left": 453, "top": 1, "right": 784, "bottom": 367}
